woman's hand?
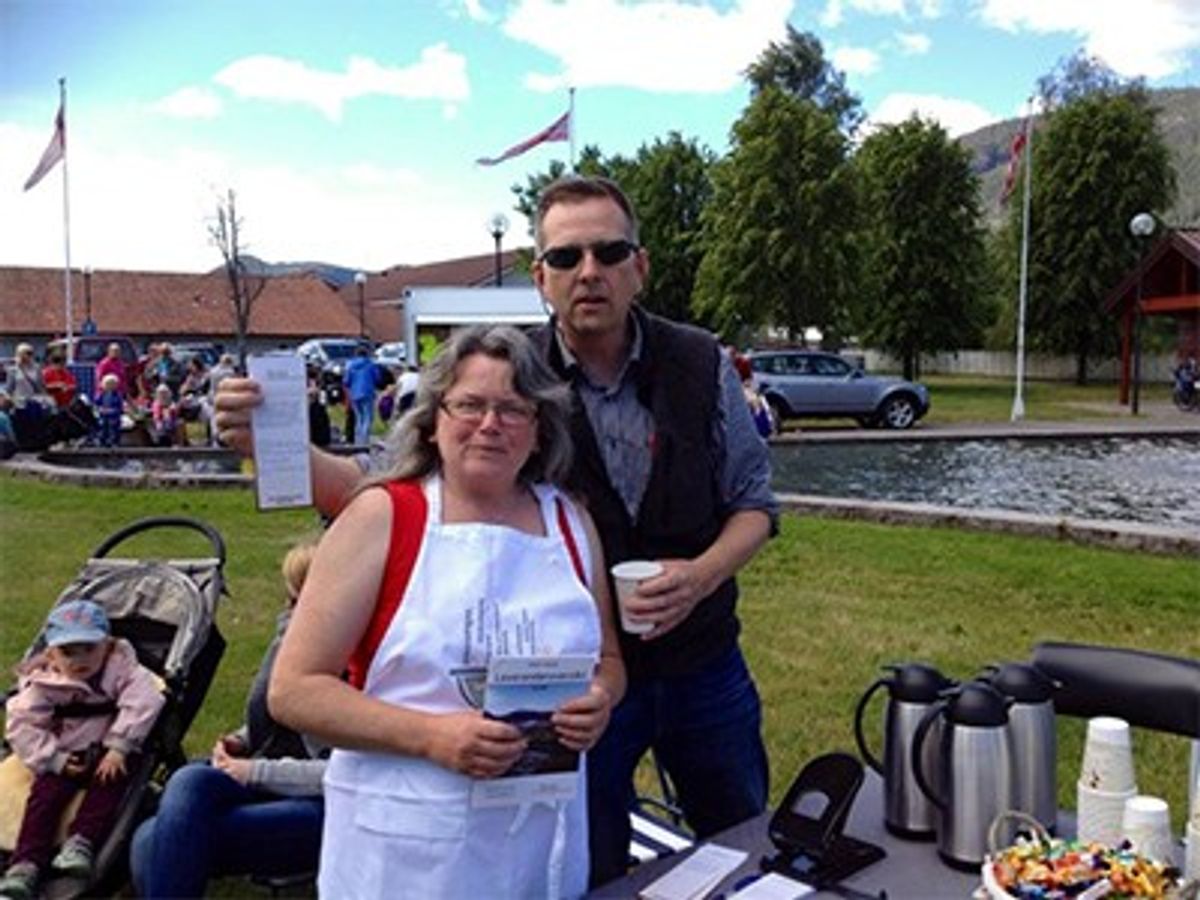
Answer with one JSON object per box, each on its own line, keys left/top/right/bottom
{"left": 426, "top": 710, "right": 526, "bottom": 778}
{"left": 95, "top": 749, "right": 127, "bottom": 784}
{"left": 552, "top": 682, "right": 613, "bottom": 752}
{"left": 212, "top": 741, "right": 253, "bottom": 785}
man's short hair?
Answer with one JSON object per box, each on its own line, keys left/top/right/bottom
{"left": 535, "top": 175, "right": 639, "bottom": 250}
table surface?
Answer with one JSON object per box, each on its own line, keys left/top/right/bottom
{"left": 589, "top": 771, "right": 1020, "bottom": 900}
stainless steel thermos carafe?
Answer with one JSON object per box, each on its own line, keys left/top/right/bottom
{"left": 911, "top": 681, "right": 1016, "bottom": 869}
{"left": 980, "top": 662, "right": 1059, "bottom": 832}
{"left": 854, "top": 662, "right": 955, "bottom": 839}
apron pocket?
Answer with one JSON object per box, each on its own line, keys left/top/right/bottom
{"left": 353, "top": 791, "right": 467, "bottom": 840}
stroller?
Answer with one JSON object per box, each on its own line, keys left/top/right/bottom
{"left": 0, "top": 517, "right": 227, "bottom": 899}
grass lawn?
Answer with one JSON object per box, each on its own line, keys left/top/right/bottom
{"left": 3, "top": 473, "right": 1196, "bottom": 841}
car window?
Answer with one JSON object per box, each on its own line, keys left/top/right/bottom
{"left": 812, "top": 356, "right": 851, "bottom": 376}
{"left": 323, "top": 343, "right": 359, "bottom": 360}
{"left": 783, "top": 355, "right": 811, "bottom": 376}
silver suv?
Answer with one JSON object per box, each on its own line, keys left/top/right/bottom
{"left": 297, "top": 337, "right": 370, "bottom": 404}
{"left": 749, "top": 350, "right": 930, "bottom": 429}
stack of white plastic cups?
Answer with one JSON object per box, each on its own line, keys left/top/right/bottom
{"left": 1076, "top": 717, "right": 1137, "bottom": 846}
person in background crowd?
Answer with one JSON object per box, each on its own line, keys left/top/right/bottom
{"left": 149, "top": 383, "right": 182, "bottom": 447}
{"left": 95, "top": 374, "right": 124, "bottom": 448}
{"left": 342, "top": 346, "right": 378, "bottom": 446}
{"left": 205, "top": 354, "right": 237, "bottom": 445}
{"left": 396, "top": 364, "right": 420, "bottom": 416}
{"left": 131, "top": 540, "right": 328, "bottom": 899}
{"left": 0, "top": 389, "right": 17, "bottom": 459}
{"left": 9, "top": 344, "right": 46, "bottom": 409}
{"left": 155, "top": 344, "right": 185, "bottom": 399}
{"left": 94, "top": 343, "right": 127, "bottom": 400}
{"left": 178, "top": 356, "right": 210, "bottom": 430}
{"left": 41, "top": 350, "right": 77, "bottom": 410}
{"left": 732, "top": 353, "right": 774, "bottom": 439}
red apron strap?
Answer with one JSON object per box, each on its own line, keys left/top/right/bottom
{"left": 556, "top": 496, "right": 587, "bottom": 588}
{"left": 346, "top": 480, "right": 428, "bottom": 689}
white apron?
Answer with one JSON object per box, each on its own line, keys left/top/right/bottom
{"left": 320, "top": 475, "right": 600, "bottom": 900}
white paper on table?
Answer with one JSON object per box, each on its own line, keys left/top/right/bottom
{"left": 730, "top": 872, "right": 815, "bottom": 899}
{"left": 247, "top": 353, "right": 312, "bottom": 510}
{"left": 639, "top": 843, "right": 748, "bottom": 900}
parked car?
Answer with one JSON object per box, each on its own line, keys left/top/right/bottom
{"left": 374, "top": 341, "right": 408, "bottom": 372}
{"left": 297, "top": 337, "right": 370, "bottom": 404}
{"left": 749, "top": 349, "right": 930, "bottom": 429}
{"left": 46, "top": 334, "right": 144, "bottom": 398}
{"left": 173, "top": 342, "right": 222, "bottom": 369}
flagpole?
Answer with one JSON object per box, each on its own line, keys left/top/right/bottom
{"left": 568, "top": 87, "right": 576, "bottom": 173}
{"left": 58, "top": 77, "right": 75, "bottom": 363}
{"left": 1010, "top": 103, "right": 1032, "bottom": 422}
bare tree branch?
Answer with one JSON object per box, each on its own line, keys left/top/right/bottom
{"left": 207, "top": 189, "right": 266, "bottom": 368}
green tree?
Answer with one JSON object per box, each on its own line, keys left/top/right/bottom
{"left": 1016, "top": 88, "right": 1174, "bottom": 382}
{"left": 854, "top": 117, "right": 990, "bottom": 379}
{"left": 744, "top": 25, "right": 863, "bottom": 134}
{"left": 692, "top": 88, "right": 859, "bottom": 343}
{"left": 1036, "top": 50, "right": 1141, "bottom": 112}
{"left": 619, "top": 133, "right": 714, "bottom": 322}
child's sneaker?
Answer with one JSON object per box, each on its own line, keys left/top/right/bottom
{"left": 0, "top": 861, "right": 39, "bottom": 900}
{"left": 50, "top": 833, "right": 94, "bottom": 878}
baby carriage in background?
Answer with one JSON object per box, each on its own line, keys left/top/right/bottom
{"left": 0, "top": 517, "right": 227, "bottom": 899}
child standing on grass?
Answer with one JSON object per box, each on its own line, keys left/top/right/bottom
{"left": 0, "top": 600, "right": 164, "bottom": 900}
{"left": 95, "top": 374, "right": 124, "bottom": 448}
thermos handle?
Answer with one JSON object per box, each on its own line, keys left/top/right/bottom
{"left": 853, "top": 678, "right": 888, "bottom": 775}
{"left": 911, "top": 702, "right": 946, "bottom": 810}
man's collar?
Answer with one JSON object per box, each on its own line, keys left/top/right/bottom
{"left": 551, "top": 307, "right": 644, "bottom": 380}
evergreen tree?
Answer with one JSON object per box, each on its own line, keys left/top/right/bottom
{"left": 744, "top": 25, "right": 863, "bottom": 134}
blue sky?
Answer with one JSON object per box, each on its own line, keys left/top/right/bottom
{"left": 3, "top": 0, "right": 1197, "bottom": 274}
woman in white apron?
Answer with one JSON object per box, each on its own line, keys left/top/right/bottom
{"left": 270, "top": 325, "right": 625, "bottom": 900}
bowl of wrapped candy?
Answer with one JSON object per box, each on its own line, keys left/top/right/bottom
{"left": 983, "top": 832, "right": 1184, "bottom": 899}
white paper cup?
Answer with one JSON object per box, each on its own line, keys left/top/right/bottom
{"left": 1185, "top": 820, "right": 1200, "bottom": 882}
{"left": 1121, "top": 795, "right": 1173, "bottom": 863}
{"left": 611, "top": 560, "right": 663, "bottom": 634}
{"left": 1080, "top": 717, "right": 1136, "bottom": 793}
{"left": 1077, "top": 779, "right": 1137, "bottom": 847}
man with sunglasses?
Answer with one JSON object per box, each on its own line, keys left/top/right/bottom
{"left": 528, "top": 176, "right": 776, "bottom": 887}
{"left": 212, "top": 175, "right": 776, "bottom": 887}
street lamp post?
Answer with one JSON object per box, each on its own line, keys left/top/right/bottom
{"left": 487, "top": 213, "right": 509, "bottom": 287}
{"left": 1128, "top": 213, "right": 1156, "bottom": 416}
{"left": 354, "top": 271, "right": 367, "bottom": 339}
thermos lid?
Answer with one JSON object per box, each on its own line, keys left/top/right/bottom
{"left": 884, "top": 662, "right": 954, "bottom": 702}
{"left": 982, "top": 661, "right": 1057, "bottom": 703}
{"left": 945, "top": 681, "right": 1010, "bottom": 725}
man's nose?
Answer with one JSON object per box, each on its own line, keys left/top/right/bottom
{"left": 577, "top": 247, "right": 604, "bottom": 278}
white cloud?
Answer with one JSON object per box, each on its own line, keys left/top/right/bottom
{"left": 502, "top": 0, "right": 792, "bottom": 93}
{"left": 151, "top": 87, "right": 223, "bottom": 119}
{"left": 895, "top": 31, "right": 931, "bottom": 55}
{"left": 0, "top": 120, "right": 498, "bottom": 274}
{"left": 821, "top": 0, "right": 940, "bottom": 26}
{"left": 460, "top": 0, "right": 494, "bottom": 22}
{"left": 213, "top": 46, "right": 470, "bottom": 121}
{"left": 979, "top": 0, "right": 1200, "bottom": 79}
{"left": 832, "top": 46, "right": 882, "bottom": 75}
{"left": 868, "top": 92, "right": 998, "bottom": 136}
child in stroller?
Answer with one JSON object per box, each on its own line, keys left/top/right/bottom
{"left": 0, "top": 601, "right": 164, "bottom": 899}
{"left": 0, "top": 517, "right": 227, "bottom": 900}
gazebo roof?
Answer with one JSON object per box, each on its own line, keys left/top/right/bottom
{"left": 1104, "top": 228, "right": 1200, "bottom": 316}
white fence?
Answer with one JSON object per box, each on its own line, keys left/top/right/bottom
{"left": 863, "top": 349, "right": 1178, "bottom": 382}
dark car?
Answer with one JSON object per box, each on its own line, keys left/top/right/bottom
{"left": 297, "top": 337, "right": 371, "bottom": 404}
{"left": 749, "top": 349, "right": 930, "bottom": 429}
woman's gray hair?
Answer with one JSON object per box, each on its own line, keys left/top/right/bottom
{"left": 373, "top": 324, "right": 573, "bottom": 487}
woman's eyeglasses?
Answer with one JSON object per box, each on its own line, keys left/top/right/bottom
{"left": 440, "top": 397, "right": 536, "bottom": 428}
{"left": 538, "top": 239, "right": 638, "bottom": 270}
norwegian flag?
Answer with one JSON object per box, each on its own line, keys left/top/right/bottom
{"left": 1000, "top": 121, "right": 1028, "bottom": 204}
{"left": 24, "top": 100, "right": 66, "bottom": 191}
{"left": 476, "top": 110, "right": 570, "bottom": 167}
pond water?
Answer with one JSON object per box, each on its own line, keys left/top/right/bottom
{"left": 770, "top": 435, "right": 1200, "bottom": 530}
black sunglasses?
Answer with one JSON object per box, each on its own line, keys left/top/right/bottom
{"left": 538, "top": 239, "right": 639, "bottom": 270}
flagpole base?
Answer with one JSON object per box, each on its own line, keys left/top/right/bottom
{"left": 1010, "top": 398, "right": 1025, "bottom": 422}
